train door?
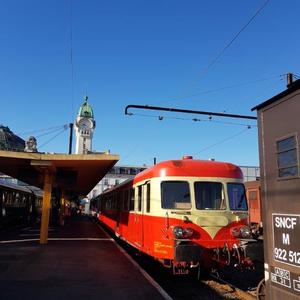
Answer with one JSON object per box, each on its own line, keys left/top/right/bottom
{"left": 133, "top": 185, "right": 144, "bottom": 248}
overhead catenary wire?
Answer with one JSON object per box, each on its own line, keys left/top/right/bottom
{"left": 151, "top": 0, "right": 271, "bottom": 106}
{"left": 38, "top": 126, "right": 69, "bottom": 150}
{"left": 153, "top": 74, "right": 281, "bottom": 105}
{"left": 193, "top": 126, "right": 253, "bottom": 156}
{"left": 196, "top": 0, "right": 270, "bottom": 82}
{"left": 17, "top": 124, "right": 69, "bottom": 137}
{"left": 35, "top": 124, "right": 69, "bottom": 138}
{"left": 130, "top": 113, "right": 257, "bottom": 128}
{"left": 290, "top": 74, "right": 300, "bottom": 79}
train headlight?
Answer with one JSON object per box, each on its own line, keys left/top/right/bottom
{"left": 173, "top": 226, "right": 194, "bottom": 239}
{"left": 240, "top": 226, "right": 251, "bottom": 238}
{"left": 231, "top": 227, "right": 240, "bottom": 238}
{"left": 231, "top": 226, "right": 251, "bottom": 238}
{"left": 173, "top": 226, "right": 184, "bottom": 238}
{"left": 184, "top": 227, "right": 194, "bottom": 238}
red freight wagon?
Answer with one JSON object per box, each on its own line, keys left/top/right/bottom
{"left": 245, "top": 181, "right": 262, "bottom": 238}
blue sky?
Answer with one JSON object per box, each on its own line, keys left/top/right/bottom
{"left": 1, "top": 0, "right": 299, "bottom": 167}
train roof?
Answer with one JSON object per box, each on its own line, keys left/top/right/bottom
{"left": 0, "top": 180, "right": 43, "bottom": 196}
{"left": 134, "top": 157, "right": 243, "bottom": 183}
{"left": 99, "top": 158, "right": 243, "bottom": 196}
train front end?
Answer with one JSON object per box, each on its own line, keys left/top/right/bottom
{"left": 146, "top": 157, "right": 253, "bottom": 275}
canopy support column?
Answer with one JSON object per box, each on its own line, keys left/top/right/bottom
{"left": 40, "top": 169, "right": 53, "bottom": 244}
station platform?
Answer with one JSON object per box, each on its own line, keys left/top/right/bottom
{"left": 0, "top": 216, "right": 169, "bottom": 300}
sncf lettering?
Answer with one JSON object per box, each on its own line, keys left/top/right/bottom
{"left": 275, "top": 217, "right": 297, "bottom": 229}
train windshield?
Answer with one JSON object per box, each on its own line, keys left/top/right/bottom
{"left": 161, "top": 181, "right": 191, "bottom": 209}
{"left": 194, "top": 182, "right": 225, "bottom": 210}
{"left": 227, "top": 183, "right": 247, "bottom": 211}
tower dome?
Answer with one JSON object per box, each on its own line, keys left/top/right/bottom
{"left": 77, "top": 96, "right": 94, "bottom": 118}
{"left": 0, "top": 125, "right": 25, "bottom": 151}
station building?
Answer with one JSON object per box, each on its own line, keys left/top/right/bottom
{"left": 252, "top": 76, "right": 300, "bottom": 299}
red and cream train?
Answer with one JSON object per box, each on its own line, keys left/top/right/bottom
{"left": 91, "top": 156, "right": 253, "bottom": 274}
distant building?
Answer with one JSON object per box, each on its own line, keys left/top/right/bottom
{"left": 0, "top": 125, "right": 25, "bottom": 151}
{"left": 252, "top": 75, "right": 300, "bottom": 299}
{"left": 74, "top": 96, "right": 96, "bottom": 154}
{"left": 239, "top": 166, "right": 260, "bottom": 182}
{"left": 87, "top": 165, "right": 147, "bottom": 200}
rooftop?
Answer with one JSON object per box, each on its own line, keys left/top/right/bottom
{"left": 252, "top": 78, "right": 300, "bottom": 111}
{"left": 0, "top": 125, "right": 25, "bottom": 151}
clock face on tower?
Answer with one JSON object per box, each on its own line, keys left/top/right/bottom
{"left": 79, "top": 119, "right": 91, "bottom": 131}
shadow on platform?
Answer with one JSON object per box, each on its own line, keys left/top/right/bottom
{"left": 0, "top": 216, "right": 167, "bottom": 300}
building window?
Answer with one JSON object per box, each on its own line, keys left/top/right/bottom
{"left": 120, "top": 168, "right": 127, "bottom": 174}
{"left": 130, "top": 168, "right": 137, "bottom": 175}
{"left": 277, "top": 135, "right": 298, "bottom": 178}
{"left": 108, "top": 167, "right": 116, "bottom": 174}
{"left": 115, "top": 179, "right": 119, "bottom": 186}
{"left": 104, "top": 179, "right": 108, "bottom": 186}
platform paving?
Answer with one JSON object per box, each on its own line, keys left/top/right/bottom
{"left": 0, "top": 216, "right": 168, "bottom": 300}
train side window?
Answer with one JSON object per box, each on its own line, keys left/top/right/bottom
{"left": 277, "top": 135, "right": 298, "bottom": 178}
{"left": 124, "top": 190, "right": 129, "bottom": 211}
{"left": 195, "top": 182, "right": 225, "bottom": 210}
{"left": 161, "top": 181, "right": 191, "bottom": 209}
{"left": 115, "top": 193, "right": 119, "bottom": 210}
{"left": 129, "top": 188, "right": 135, "bottom": 211}
{"left": 146, "top": 183, "right": 151, "bottom": 213}
{"left": 112, "top": 194, "right": 115, "bottom": 210}
{"left": 137, "top": 186, "right": 142, "bottom": 211}
{"left": 227, "top": 183, "right": 247, "bottom": 211}
{"left": 117, "top": 192, "right": 121, "bottom": 210}
{"left": 109, "top": 195, "right": 112, "bottom": 209}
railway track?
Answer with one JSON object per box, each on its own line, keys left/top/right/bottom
{"left": 96, "top": 220, "right": 262, "bottom": 299}
{"left": 207, "top": 272, "right": 257, "bottom": 300}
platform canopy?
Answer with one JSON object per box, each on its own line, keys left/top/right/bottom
{"left": 0, "top": 150, "right": 119, "bottom": 198}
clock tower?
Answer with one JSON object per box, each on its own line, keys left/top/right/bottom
{"left": 74, "top": 96, "right": 96, "bottom": 154}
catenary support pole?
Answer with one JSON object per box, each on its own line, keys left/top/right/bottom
{"left": 69, "top": 123, "right": 73, "bottom": 154}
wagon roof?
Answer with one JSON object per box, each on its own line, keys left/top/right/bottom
{"left": 134, "top": 159, "right": 243, "bottom": 184}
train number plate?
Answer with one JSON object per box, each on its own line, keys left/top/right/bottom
{"left": 272, "top": 213, "right": 300, "bottom": 268}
